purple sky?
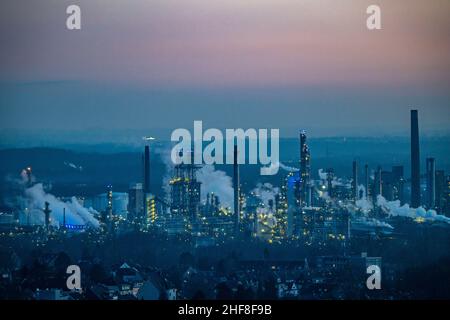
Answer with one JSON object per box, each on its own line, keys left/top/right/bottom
{"left": 0, "top": 0, "right": 449, "bottom": 137}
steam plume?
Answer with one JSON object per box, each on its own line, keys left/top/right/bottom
{"left": 377, "top": 195, "right": 450, "bottom": 224}
{"left": 25, "top": 183, "right": 99, "bottom": 228}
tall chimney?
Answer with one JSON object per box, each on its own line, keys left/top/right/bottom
{"left": 299, "top": 130, "right": 310, "bottom": 207}
{"left": 144, "top": 145, "right": 151, "bottom": 194}
{"left": 352, "top": 160, "right": 358, "bottom": 201}
{"left": 63, "top": 207, "right": 66, "bottom": 229}
{"left": 43, "top": 201, "right": 51, "bottom": 229}
{"left": 411, "top": 110, "right": 421, "bottom": 208}
{"left": 364, "top": 164, "right": 369, "bottom": 200}
{"left": 233, "top": 145, "right": 240, "bottom": 234}
{"left": 375, "top": 166, "right": 382, "bottom": 198}
{"left": 326, "top": 169, "right": 334, "bottom": 198}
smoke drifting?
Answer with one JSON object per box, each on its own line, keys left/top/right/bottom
{"left": 251, "top": 183, "right": 279, "bottom": 229}
{"left": 261, "top": 161, "right": 299, "bottom": 174}
{"left": 157, "top": 146, "right": 235, "bottom": 209}
{"left": 355, "top": 216, "right": 394, "bottom": 230}
{"left": 64, "top": 161, "right": 83, "bottom": 171}
{"left": 251, "top": 183, "right": 279, "bottom": 208}
{"left": 355, "top": 198, "right": 373, "bottom": 214}
{"left": 318, "top": 169, "right": 328, "bottom": 180}
{"left": 377, "top": 195, "right": 450, "bottom": 224}
{"left": 318, "top": 169, "right": 350, "bottom": 188}
{"left": 155, "top": 146, "right": 174, "bottom": 202}
{"left": 278, "top": 162, "right": 299, "bottom": 172}
{"left": 25, "top": 183, "right": 99, "bottom": 228}
{"left": 196, "top": 165, "right": 234, "bottom": 209}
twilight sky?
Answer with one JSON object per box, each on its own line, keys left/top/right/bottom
{"left": 0, "top": 0, "right": 449, "bottom": 140}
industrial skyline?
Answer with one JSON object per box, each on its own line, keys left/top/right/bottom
{"left": 1, "top": 100, "right": 449, "bottom": 301}
{"left": 0, "top": 0, "right": 449, "bottom": 304}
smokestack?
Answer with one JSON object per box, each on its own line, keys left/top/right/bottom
{"left": 25, "top": 167, "right": 33, "bottom": 187}
{"left": 144, "top": 145, "right": 151, "bottom": 194}
{"left": 233, "top": 145, "right": 240, "bottom": 234}
{"left": 426, "top": 157, "right": 436, "bottom": 209}
{"left": 364, "top": 164, "right": 369, "bottom": 200}
{"left": 299, "top": 130, "right": 310, "bottom": 207}
{"left": 411, "top": 110, "right": 421, "bottom": 208}
{"left": 326, "top": 168, "right": 334, "bottom": 198}
{"left": 375, "top": 166, "right": 382, "bottom": 198}
{"left": 43, "top": 201, "right": 51, "bottom": 229}
{"left": 106, "top": 185, "right": 113, "bottom": 221}
{"left": 352, "top": 160, "right": 358, "bottom": 201}
{"left": 63, "top": 207, "right": 66, "bottom": 229}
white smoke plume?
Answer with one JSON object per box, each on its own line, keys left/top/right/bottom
{"left": 355, "top": 198, "right": 373, "bottom": 213}
{"left": 20, "top": 169, "right": 35, "bottom": 185}
{"left": 278, "top": 162, "right": 299, "bottom": 172}
{"left": 319, "top": 191, "right": 331, "bottom": 201}
{"left": 377, "top": 195, "right": 450, "bottom": 224}
{"left": 25, "top": 183, "right": 99, "bottom": 228}
{"left": 64, "top": 162, "right": 83, "bottom": 171}
{"left": 354, "top": 216, "right": 394, "bottom": 230}
{"left": 196, "top": 165, "right": 234, "bottom": 210}
{"left": 261, "top": 161, "right": 298, "bottom": 173}
{"left": 251, "top": 183, "right": 279, "bottom": 209}
{"left": 358, "top": 184, "right": 366, "bottom": 199}
{"left": 318, "top": 169, "right": 328, "bottom": 180}
{"left": 155, "top": 146, "right": 174, "bottom": 203}
{"left": 158, "top": 145, "right": 235, "bottom": 210}
{"left": 318, "top": 169, "right": 350, "bottom": 188}
{"left": 332, "top": 178, "right": 350, "bottom": 188}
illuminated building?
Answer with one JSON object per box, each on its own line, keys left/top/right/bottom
{"left": 298, "top": 130, "right": 311, "bottom": 207}
{"left": 91, "top": 192, "right": 128, "bottom": 215}
{"left": 170, "top": 151, "right": 201, "bottom": 223}
{"left": 92, "top": 188, "right": 129, "bottom": 224}
{"left": 256, "top": 209, "right": 277, "bottom": 241}
{"left": 301, "top": 207, "right": 350, "bottom": 246}
{"left": 273, "top": 178, "right": 288, "bottom": 241}
{"left": 128, "top": 183, "right": 144, "bottom": 222}
{"left": 191, "top": 216, "right": 235, "bottom": 239}
{"left": 145, "top": 193, "right": 157, "bottom": 224}
{"left": 245, "top": 192, "right": 260, "bottom": 236}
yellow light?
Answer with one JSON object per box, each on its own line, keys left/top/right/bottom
{"left": 415, "top": 217, "right": 425, "bottom": 223}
